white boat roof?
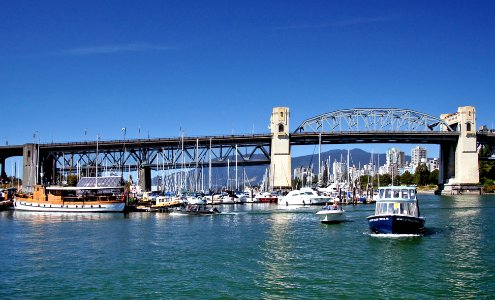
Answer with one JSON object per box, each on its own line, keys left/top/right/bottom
{"left": 377, "top": 186, "right": 416, "bottom": 190}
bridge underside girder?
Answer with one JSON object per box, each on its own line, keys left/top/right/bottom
{"left": 37, "top": 135, "right": 272, "bottom": 185}
{"left": 290, "top": 132, "right": 459, "bottom": 145}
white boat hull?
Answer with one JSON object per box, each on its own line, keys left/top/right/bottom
{"left": 14, "top": 200, "right": 126, "bottom": 212}
{"left": 279, "top": 197, "right": 330, "bottom": 206}
{"left": 316, "top": 209, "right": 346, "bottom": 223}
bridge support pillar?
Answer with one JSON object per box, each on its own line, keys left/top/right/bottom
{"left": 22, "top": 144, "right": 38, "bottom": 192}
{"left": 139, "top": 166, "right": 151, "bottom": 192}
{"left": 0, "top": 157, "right": 6, "bottom": 182}
{"left": 270, "top": 107, "right": 291, "bottom": 191}
{"left": 440, "top": 106, "right": 480, "bottom": 194}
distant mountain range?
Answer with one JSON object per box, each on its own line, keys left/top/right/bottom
{"left": 152, "top": 149, "right": 414, "bottom": 188}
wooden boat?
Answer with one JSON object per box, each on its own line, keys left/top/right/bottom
{"left": 367, "top": 186, "right": 425, "bottom": 234}
{"left": 14, "top": 177, "right": 126, "bottom": 213}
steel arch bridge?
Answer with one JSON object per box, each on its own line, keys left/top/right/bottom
{"left": 294, "top": 108, "right": 454, "bottom": 133}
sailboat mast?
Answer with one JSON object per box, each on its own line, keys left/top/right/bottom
{"left": 209, "top": 138, "right": 212, "bottom": 191}
{"left": 235, "top": 144, "right": 238, "bottom": 191}
{"left": 227, "top": 159, "right": 230, "bottom": 190}
{"left": 96, "top": 134, "right": 99, "bottom": 187}
{"left": 318, "top": 130, "right": 321, "bottom": 186}
{"left": 195, "top": 138, "right": 199, "bottom": 192}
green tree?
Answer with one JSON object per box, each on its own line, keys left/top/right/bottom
{"left": 428, "top": 169, "right": 439, "bottom": 185}
{"left": 380, "top": 174, "right": 392, "bottom": 186}
{"left": 321, "top": 166, "right": 328, "bottom": 187}
{"left": 393, "top": 175, "right": 401, "bottom": 186}
{"left": 401, "top": 171, "right": 414, "bottom": 185}
{"left": 292, "top": 177, "right": 302, "bottom": 190}
{"left": 478, "top": 145, "right": 495, "bottom": 184}
{"left": 414, "top": 164, "right": 430, "bottom": 186}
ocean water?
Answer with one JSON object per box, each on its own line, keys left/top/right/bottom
{"left": 1, "top": 195, "right": 494, "bottom": 299}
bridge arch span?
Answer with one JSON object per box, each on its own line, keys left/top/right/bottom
{"left": 295, "top": 108, "right": 453, "bottom": 133}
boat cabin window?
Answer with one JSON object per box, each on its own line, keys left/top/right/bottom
{"left": 376, "top": 201, "right": 418, "bottom": 216}
{"left": 401, "top": 189, "right": 409, "bottom": 199}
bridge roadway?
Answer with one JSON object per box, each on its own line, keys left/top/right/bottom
{"left": 1, "top": 131, "right": 495, "bottom": 169}
{"left": 4, "top": 131, "right": 495, "bottom": 157}
{"left": 0, "top": 131, "right": 466, "bottom": 158}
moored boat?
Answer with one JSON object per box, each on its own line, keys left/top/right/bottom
{"left": 255, "top": 192, "right": 278, "bottom": 203}
{"left": 279, "top": 187, "right": 332, "bottom": 206}
{"left": 367, "top": 186, "right": 425, "bottom": 234}
{"left": 14, "top": 176, "right": 126, "bottom": 213}
{"left": 172, "top": 204, "right": 221, "bottom": 215}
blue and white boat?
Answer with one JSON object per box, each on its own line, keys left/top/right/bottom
{"left": 367, "top": 186, "right": 425, "bottom": 234}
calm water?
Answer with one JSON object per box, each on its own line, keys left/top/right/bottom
{"left": 1, "top": 194, "right": 494, "bottom": 299}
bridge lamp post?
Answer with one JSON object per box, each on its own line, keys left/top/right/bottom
{"left": 121, "top": 127, "right": 126, "bottom": 178}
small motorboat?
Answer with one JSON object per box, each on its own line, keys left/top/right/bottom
{"left": 173, "top": 204, "right": 221, "bottom": 215}
{"left": 316, "top": 202, "right": 346, "bottom": 224}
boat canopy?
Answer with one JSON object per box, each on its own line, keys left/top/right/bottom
{"left": 376, "top": 186, "right": 416, "bottom": 201}
{"left": 77, "top": 176, "right": 124, "bottom": 188}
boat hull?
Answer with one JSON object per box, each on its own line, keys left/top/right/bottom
{"left": 256, "top": 197, "right": 278, "bottom": 203}
{"left": 173, "top": 207, "right": 221, "bottom": 215}
{"left": 279, "top": 197, "right": 330, "bottom": 206}
{"left": 13, "top": 200, "right": 126, "bottom": 213}
{"left": 316, "top": 210, "right": 346, "bottom": 223}
{"left": 367, "top": 215, "right": 425, "bottom": 234}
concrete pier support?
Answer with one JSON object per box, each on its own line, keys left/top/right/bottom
{"left": 0, "top": 157, "right": 6, "bottom": 181}
{"left": 22, "top": 144, "right": 38, "bottom": 192}
{"left": 139, "top": 166, "right": 151, "bottom": 192}
{"left": 440, "top": 106, "right": 480, "bottom": 194}
{"left": 270, "top": 107, "right": 291, "bottom": 191}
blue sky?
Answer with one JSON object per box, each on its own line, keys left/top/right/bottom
{"left": 1, "top": 0, "right": 495, "bottom": 173}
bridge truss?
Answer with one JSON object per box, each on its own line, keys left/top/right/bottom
{"left": 38, "top": 134, "right": 272, "bottom": 185}
{"left": 294, "top": 108, "right": 454, "bottom": 133}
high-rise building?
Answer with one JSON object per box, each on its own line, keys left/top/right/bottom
{"left": 386, "top": 148, "right": 405, "bottom": 168}
{"left": 412, "top": 146, "right": 427, "bottom": 166}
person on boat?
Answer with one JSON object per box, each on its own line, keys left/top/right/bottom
{"left": 333, "top": 200, "right": 339, "bottom": 210}
{"left": 324, "top": 202, "right": 330, "bottom": 210}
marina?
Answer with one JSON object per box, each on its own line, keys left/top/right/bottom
{"left": 1, "top": 194, "right": 494, "bottom": 298}
{"left": 1, "top": 1, "right": 494, "bottom": 298}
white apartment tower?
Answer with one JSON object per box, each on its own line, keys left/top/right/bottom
{"left": 412, "top": 146, "right": 427, "bottom": 166}
{"left": 386, "top": 148, "right": 405, "bottom": 167}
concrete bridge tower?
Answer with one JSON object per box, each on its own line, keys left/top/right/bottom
{"left": 440, "top": 106, "right": 480, "bottom": 193}
{"left": 270, "top": 107, "right": 292, "bottom": 190}
{"left": 22, "top": 143, "right": 38, "bottom": 192}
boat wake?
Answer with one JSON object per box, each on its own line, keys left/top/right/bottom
{"left": 366, "top": 232, "right": 422, "bottom": 238}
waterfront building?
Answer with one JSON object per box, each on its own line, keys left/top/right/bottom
{"left": 411, "top": 146, "right": 427, "bottom": 167}
{"left": 387, "top": 163, "right": 399, "bottom": 179}
{"left": 428, "top": 158, "right": 439, "bottom": 172}
{"left": 386, "top": 148, "right": 406, "bottom": 168}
